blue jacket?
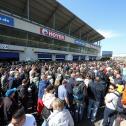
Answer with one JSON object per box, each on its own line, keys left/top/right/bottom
{"left": 38, "top": 80, "right": 49, "bottom": 99}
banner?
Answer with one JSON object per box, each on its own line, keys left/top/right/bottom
{"left": 40, "top": 27, "right": 65, "bottom": 41}
{"left": 0, "top": 14, "right": 14, "bottom": 27}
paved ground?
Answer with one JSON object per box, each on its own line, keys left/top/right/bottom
{"left": 35, "top": 107, "right": 104, "bottom": 126}
{"left": 79, "top": 119, "right": 102, "bottom": 126}
{"left": 78, "top": 107, "right": 104, "bottom": 126}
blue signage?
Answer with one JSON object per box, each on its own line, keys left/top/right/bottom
{"left": 74, "top": 40, "right": 85, "bottom": 46}
{"left": 0, "top": 14, "right": 14, "bottom": 27}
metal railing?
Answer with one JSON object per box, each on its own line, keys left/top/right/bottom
{"left": 0, "top": 34, "right": 98, "bottom": 55}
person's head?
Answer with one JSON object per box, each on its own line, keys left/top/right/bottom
{"left": 108, "top": 84, "right": 117, "bottom": 93}
{"left": 71, "top": 73, "right": 76, "bottom": 78}
{"left": 15, "top": 72, "right": 20, "bottom": 79}
{"left": 41, "top": 74, "right": 47, "bottom": 80}
{"left": 45, "top": 85, "right": 55, "bottom": 94}
{"left": 62, "top": 79, "right": 68, "bottom": 86}
{"left": 52, "top": 98, "right": 64, "bottom": 111}
{"left": 11, "top": 107, "right": 26, "bottom": 126}
{"left": 5, "top": 88, "right": 17, "bottom": 98}
{"left": 85, "top": 75, "right": 90, "bottom": 79}
{"left": 76, "top": 72, "right": 80, "bottom": 78}
{"left": 95, "top": 76, "right": 100, "bottom": 82}
{"left": 22, "top": 79, "right": 28, "bottom": 85}
{"left": 10, "top": 71, "right": 15, "bottom": 77}
{"left": 116, "top": 74, "right": 121, "bottom": 79}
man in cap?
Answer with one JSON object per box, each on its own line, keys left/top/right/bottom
{"left": 3, "top": 88, "right": 18, "bottom": 124}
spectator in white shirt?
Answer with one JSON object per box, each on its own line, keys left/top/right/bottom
{"left": 102, "top": 84, "right": 119, "bottom": 126}
{"left": 42, "top": 85, "right": 56, "bottom": 109}
{"left": 48, "top": 98, "right": 74, "bottom": 126}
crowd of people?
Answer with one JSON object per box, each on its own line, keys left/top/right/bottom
{"left": 0, "top": 60, "right": 126, "bottom": 126}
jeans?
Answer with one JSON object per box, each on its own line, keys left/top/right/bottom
{"left": 74, "top": 102, "right": 84, "bottom": 122}
{"left": 87, "top": 99, "right": 100, "bottom": 121}
{"left": 41, "top": 119, "right": 48, "bottom": 126}
{"left": 122, "top": 75, "right": 126, "bottom": 81}
{"left": 103, "top": 107, "right": 116, "bottom": 126}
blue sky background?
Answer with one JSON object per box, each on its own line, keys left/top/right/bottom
{"left": 58, "top": 0, "right": 126, "bottom": 55}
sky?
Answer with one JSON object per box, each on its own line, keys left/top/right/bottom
{"left": 58, "top": 0, "right": 126, "bottom": 56}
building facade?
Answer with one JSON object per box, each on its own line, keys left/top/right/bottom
{"left": 0, "top": 0, "right": 104, "bottom": 61}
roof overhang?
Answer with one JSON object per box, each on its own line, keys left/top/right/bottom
{"left": 0, "top": 0, "right": 105, "bottom": 43}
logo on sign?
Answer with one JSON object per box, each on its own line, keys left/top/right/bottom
{"left": 40, "top": 27, "right": 65, "bottom": 41}
{"left": 0, "top": 44, "right": 8, "bottom": 49}
{"left": 0, "top": 14, "right": 14, "bottom": 27}
{"left": 41, "top": 28, "right": 49, "bottom": 36}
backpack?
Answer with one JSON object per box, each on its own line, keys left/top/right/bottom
{"left": 116, "top": 84, "right": 124, "bottom": 94}
{"left": 111, "top": 92, "right": 120, "bottom": 110}
{"left": 121, "top": 88, "right": 126, "bottom": 105}
{"left": 73, "top": 83, "right": 84, "bottom": 101}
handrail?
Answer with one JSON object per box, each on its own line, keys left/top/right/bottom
{"left": 0, "top": 34, "right": 98, "bottom": 55}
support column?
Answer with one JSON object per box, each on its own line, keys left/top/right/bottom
{"left": 52, "top": 54, "right": 56, "bottom": 61}
{"left": 80, "top": 30, "right": 82, "bottom": 39}
{"left": 85, "top": 55, "right": 89, "bottom": 61}
{"left": 65, "top": 54, "right": 73, "bottom": 61}
{"left": 79, "top": 56, "right": 81, "bottom": 61}
{"left": 27, "top": 0, "right": 30, "bottom": 20}
{"left": 69, "top": 23, "right": 71, "bottom": 35}
{"left": 26, "top": 0, "right": 30, "bottom": 47}
{"left": 53, "top": 13, "right": 55, "bottom": 29}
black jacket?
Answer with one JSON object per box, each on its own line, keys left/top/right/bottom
{"left": 3, "top": 97, "right": 18, "bottom": 123}
{"left": 88, "top": 81, "right": 106, "bottom": 102}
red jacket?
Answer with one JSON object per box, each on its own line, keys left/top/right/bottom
{"left": 37, "top": 98, "right": 44, "bottom": 115}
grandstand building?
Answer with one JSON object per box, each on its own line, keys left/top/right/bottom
{"left": 0, "top": 0, "right": 104, "bottom": 61}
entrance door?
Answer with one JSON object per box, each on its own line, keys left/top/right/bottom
{"left": 0, "top": 51, "right": 19, "bottom": 62}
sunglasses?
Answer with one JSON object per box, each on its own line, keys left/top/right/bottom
{"left": 109, "top": 88, "right": 114, "bottom": 90}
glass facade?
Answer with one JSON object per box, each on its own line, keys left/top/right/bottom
{"left": 0, "top": 25, "right": 99, "bottom": 55}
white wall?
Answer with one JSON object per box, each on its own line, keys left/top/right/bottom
{"left": 20, "top": 48, "right": 38, "bottom": 61}
{"left": 65, "top": 54, "right": 73, "bottom": 61}
{"left": 0, "top": 43, "right": 98, "bottom": 61}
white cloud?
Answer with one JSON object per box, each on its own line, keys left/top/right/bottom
{"left": 97, "top": 29, "right": 121, "bottom": 39}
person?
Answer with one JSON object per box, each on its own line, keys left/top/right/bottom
{"left": 12, "top": 72, "right": 22, "bottom": 88}
{"left": 8, "top": 107, "right": 36, "bottom": 126}
{"left": 58, "top": 79, "right": 70, "bottom": 107}
{"left": 120, "top": 120, "right": 126, "bottom": 126}
{"left": 42, "top": 85, "right": 56, "bottom": 126}
{"left": 102, "top": 84, "right": 120, "bottom": 126}
{"left": 122, "top": 64, "right": 126, "bottom": 81}
{"left": 0, "top": 97, "right": 4, "bottom": 125}
{"left": 38, "top": 74, "right": 49, "bottom": 99}
{"left": 42, "top": 85, "right": 56, "bottom": 109}
{"left": 73, "top": 78, "right": 85, "bottom": 122}
{"left": 8, "top": 71, "right": 15, "bottom": 89}
{"left": 87, "top": 76, "right": 105, "bottom": 122}
{"left": 48, "top": 98, "right": 74, "bottom": 126}
{"left": 17, "top": 79, "right": 28, "bottom": 111}
{"left": 3, "top": 88, "right": 18, "bottom": 124}
{"left": 66, "top": 73, "right": 76, "bottom": 105}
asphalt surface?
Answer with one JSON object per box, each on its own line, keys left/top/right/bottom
{"left": 35, "top": 106, "right": 104, "bottom": 126}
{"left": 78, "top": 107, "right": 104, "bottom": 126}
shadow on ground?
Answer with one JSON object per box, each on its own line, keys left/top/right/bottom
{"left": 79, "top": 106, "right": 104, "bottom": 126}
